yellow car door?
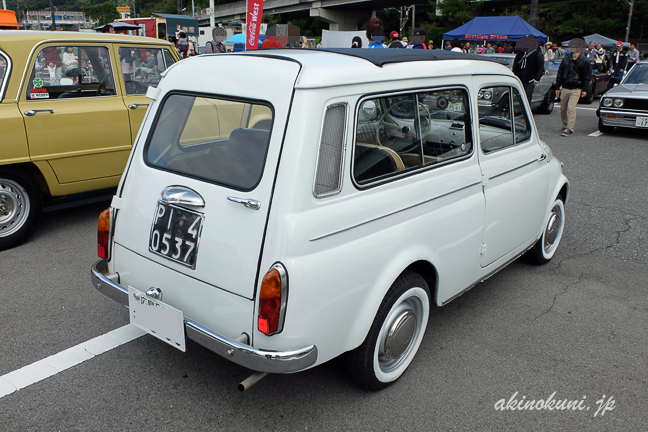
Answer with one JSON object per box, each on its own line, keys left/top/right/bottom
{"left": 19, "top": 43, "right": 131, "bottom": 185}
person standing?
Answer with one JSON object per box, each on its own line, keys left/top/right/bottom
{"left": 627, "top": 42, "right": 639, "bottom": 71}
{"left": 205, "top": 27, "right": 227, "bottom": 54}
{"left": 495, "top": 41, "right": 504, "bottom": 53}
{"left": 388, "top": 31, "right": 406, "bottom": 48}
{"left": 512, "top": 42, "right": 544, "bottom": 103}
{"left": 503, "top": 41, "right": 514, "bottom": 53}
{"left": 406, "top": 29, "right": 427, "bottom": 49}
{"left": 365, "top": 17, "right": 387, "bottom": 49}
{"left": 593, "top": 43, "right": 608, "bottom": 70}
{"left": 609, "top": 41, "right": 628, "bottom": 81}
{"left": 450, "top": 39, "right": 462, "bottom": 52}
{"left": 555, "top": 39, "right": 592, "bottom": 137}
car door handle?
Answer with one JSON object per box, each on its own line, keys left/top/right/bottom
{"left": 24, "top": 109, "right": 54, "bottom": 116}
{"left": 128, "top": 103, "right": 149, "bottom": 110}
{"left": 539, "top": 154, "right": 547, "bottom": 161}
{"left": 227, "top": 196, "right": 261, "bottom": 210}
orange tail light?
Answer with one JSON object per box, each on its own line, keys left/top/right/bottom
{"left": 97, "top": 208, "right": 111, "bottom": 259}
{"left": 258, "top": 263, "right": 288, "bottom": 336}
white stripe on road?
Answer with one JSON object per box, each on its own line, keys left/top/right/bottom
{"left": 0, "top": 325, "right": 145, "bottom": 399}
{"left": 554, "top": 104, "right": 599, "bottom": 111}
{"left": 589, "top": 131, "right": 604, "bottom": 137}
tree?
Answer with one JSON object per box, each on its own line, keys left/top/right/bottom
{"left": 82, "top": 0, "right": 119, "bottom": 26}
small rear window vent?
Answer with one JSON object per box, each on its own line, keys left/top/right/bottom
{"left": 313, "top": 103, "right": 347, "bottom": 198}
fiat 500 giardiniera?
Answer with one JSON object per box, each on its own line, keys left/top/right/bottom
{"left": 91, "top": 49, "right": 569, "bottom": 391}
{"left": 0, "top": 31, "right": 179, "bottom": 249}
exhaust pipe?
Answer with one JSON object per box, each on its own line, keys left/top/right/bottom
{"left": 238, "top": 372, "right": 268, "bottom": 392}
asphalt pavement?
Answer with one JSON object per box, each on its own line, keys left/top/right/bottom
{"left": 0, "top": 102, "right": 646, "bottom": 431}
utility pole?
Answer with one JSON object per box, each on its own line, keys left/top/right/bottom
{"left": 529, "top": 0, "right": 538, "bottom": 27}
{"left": 49, "top": 0, "right": 56, "bottom": 31}
{"left": 625, "top": 0, "right": 634, "bottom": 42}
{"left": 177, "top": 0, "right": 182, "bottom": 15}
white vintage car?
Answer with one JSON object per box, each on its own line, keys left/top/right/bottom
{"left": 91, "top": 49, "right": 569, "bottom": 391}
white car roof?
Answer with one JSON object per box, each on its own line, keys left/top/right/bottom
{"left": 194, "top": 48, "right": 515, "bottom": 90}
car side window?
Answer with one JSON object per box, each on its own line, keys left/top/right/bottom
{"left": 354, "top": 88, "right": 472, "bottom": 185}
{"left": 478, "top": 86, "right": 531, "bottom": 154}
{"left": 512, "top": 88, "right": 531, "bottom": 143}
{"left": 26, "top": 45, "right": 115, "bottom": 100}
{"left": 119, "top": 47, "right": 176, "bottom": 95}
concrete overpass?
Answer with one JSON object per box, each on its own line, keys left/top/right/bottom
{"left": 198, "top": 0, "right": 575, "bottom": 31}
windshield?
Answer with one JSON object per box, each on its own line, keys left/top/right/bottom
{"left": 623, "top": 63, "right": 648, "bottom": 84}
{"left": 546, "top": 60, "right": 560, "bottom": 71}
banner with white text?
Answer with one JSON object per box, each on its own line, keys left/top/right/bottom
{"left": 246, "top": 0, "right": 265, "bottom": 50}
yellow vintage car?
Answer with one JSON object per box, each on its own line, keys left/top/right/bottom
{"left": 0, "top": 31, "right": 180, "bottom": 249}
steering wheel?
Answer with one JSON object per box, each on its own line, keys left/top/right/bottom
{"left": 376, "top": 100, "right": 432, "bottom": 145}
{"left": 96, "top": 72, "right": 113, "bottom": 96}
{"left": 124, "top": 80, "right": 143, "bottom": 95}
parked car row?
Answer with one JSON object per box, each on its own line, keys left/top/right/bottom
{"left": 0, "top": 31, "right": 179, "bottom": 249}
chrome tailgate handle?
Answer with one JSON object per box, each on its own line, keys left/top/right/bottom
{"left": 160, "top": 186, "right": 205, "bottom": 208}
{"left": 227, "top": 196, "right": 261, "bottom": 210}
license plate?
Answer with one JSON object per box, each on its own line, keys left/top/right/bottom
{"left": 128, "top": 286, "right": 186, "bottom": 351}
{"left": 635, "top": 116, "right": 648, "bottom": 127}
{"left": 149, "top": 202, "right": 204, "bottom": 269}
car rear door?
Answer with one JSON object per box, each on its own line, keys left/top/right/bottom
{"left": 113, "top": 56, "right": 300, "bottom": 300}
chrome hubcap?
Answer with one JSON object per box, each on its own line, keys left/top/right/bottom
{"left": 543, "top": 204, "right": 563, "bottom": 254}
{"left": 0, "top": 179, "right": 30, "bottom": 237}
{"left": 384, "top": 311, "right": 416, "bottom": 359}
{"left": 377, "top": 295, "right": 425, "bottom": 374}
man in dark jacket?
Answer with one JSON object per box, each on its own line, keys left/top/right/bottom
{"left": 610, "top": 41, "right": 628, "bottom": 81}
{"left": 512, "top": 43, "right": 545, "bottom": 103}
{"left": 555, "top": 38, "right": 592, "bottom": 137}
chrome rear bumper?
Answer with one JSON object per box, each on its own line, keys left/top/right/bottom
{"left": 91, "top": 259, "right": 317, "bottom": 374}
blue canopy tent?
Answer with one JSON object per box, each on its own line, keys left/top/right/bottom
{"left": 443, "top": 16, "right": 548, "bottom": 44}
{"left": 225, "top": 33, "right": 267, "bottom": 51}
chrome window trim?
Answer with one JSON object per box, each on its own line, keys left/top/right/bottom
{"left": 0, "top": 49, "right": 11, "bottom": 102}
{"left": 351, "top": 85, "right": 475, "bottom": 190}
{"left": 312, "top": 102, "right": 348, "bottom": 198}
{"left": 478, "top": 85, "right": 534, "bottom": 156}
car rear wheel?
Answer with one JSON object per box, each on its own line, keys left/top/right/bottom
{"left": 346, "top": 271, "right": 430, "bottom": 390}
{"left": 598, "top": 117, "right": 614, "bottom": 133}
{"left": 537, "top": 88, "right": 555, "bottom": 114}
{"left": 525, "top": 196, "right": 565, "bottom": 265}
{"left": 0, "top": 169, "right": 43, "bottom": 250}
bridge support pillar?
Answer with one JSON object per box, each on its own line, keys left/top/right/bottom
{"left": 310, "top": 7, "right": 369, "bottom": 31}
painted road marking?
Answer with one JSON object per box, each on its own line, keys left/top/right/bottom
{"left": 589, "top": 131, "right": 604, "bottom": 137}
{"left": 0, "top": 325, "right": 145, "bottom": 399}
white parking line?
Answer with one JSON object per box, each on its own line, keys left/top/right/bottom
{"left": 588, "top": 131, "right": 604, "bottom": 137}
{"left": 0, "top": 325, "right": 145, "bottom": 399}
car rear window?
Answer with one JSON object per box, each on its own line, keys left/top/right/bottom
{"left": 145, "top": 93, "right": 274, "bottom": 191}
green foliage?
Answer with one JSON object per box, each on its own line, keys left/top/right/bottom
{"left": 501, "top": 0, "right": 647, "bottom": 42}
{"left": 262, "top": 13, "right": 281, "bottom": 27}
{"left": 82, "top": 0, "right": 119, "bottom": 26}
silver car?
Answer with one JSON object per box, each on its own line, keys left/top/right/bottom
{"left": 597, "top": 61, "right": 648, "bottom": 133}
{"left": 480, "top": 53, "right": 557, "bottom": 114}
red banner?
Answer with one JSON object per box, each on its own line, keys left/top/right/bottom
{"left": 246, "top": 0, "right": 265, "bottom": 50}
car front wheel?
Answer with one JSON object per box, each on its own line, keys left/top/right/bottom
{"left": 537, "top": 88, "right": 555, "bottom": 114}
{"left": 346, "top": 271, "right": 430, "bottom": 390}
{"left": 526, "top": 196, "right": 565, "bottom": 265}
{"left": 0, "top": 169, "right": 43, "bottom": 250}
{"left": 598, "top": 117, "right": 614, "bottom": 133}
